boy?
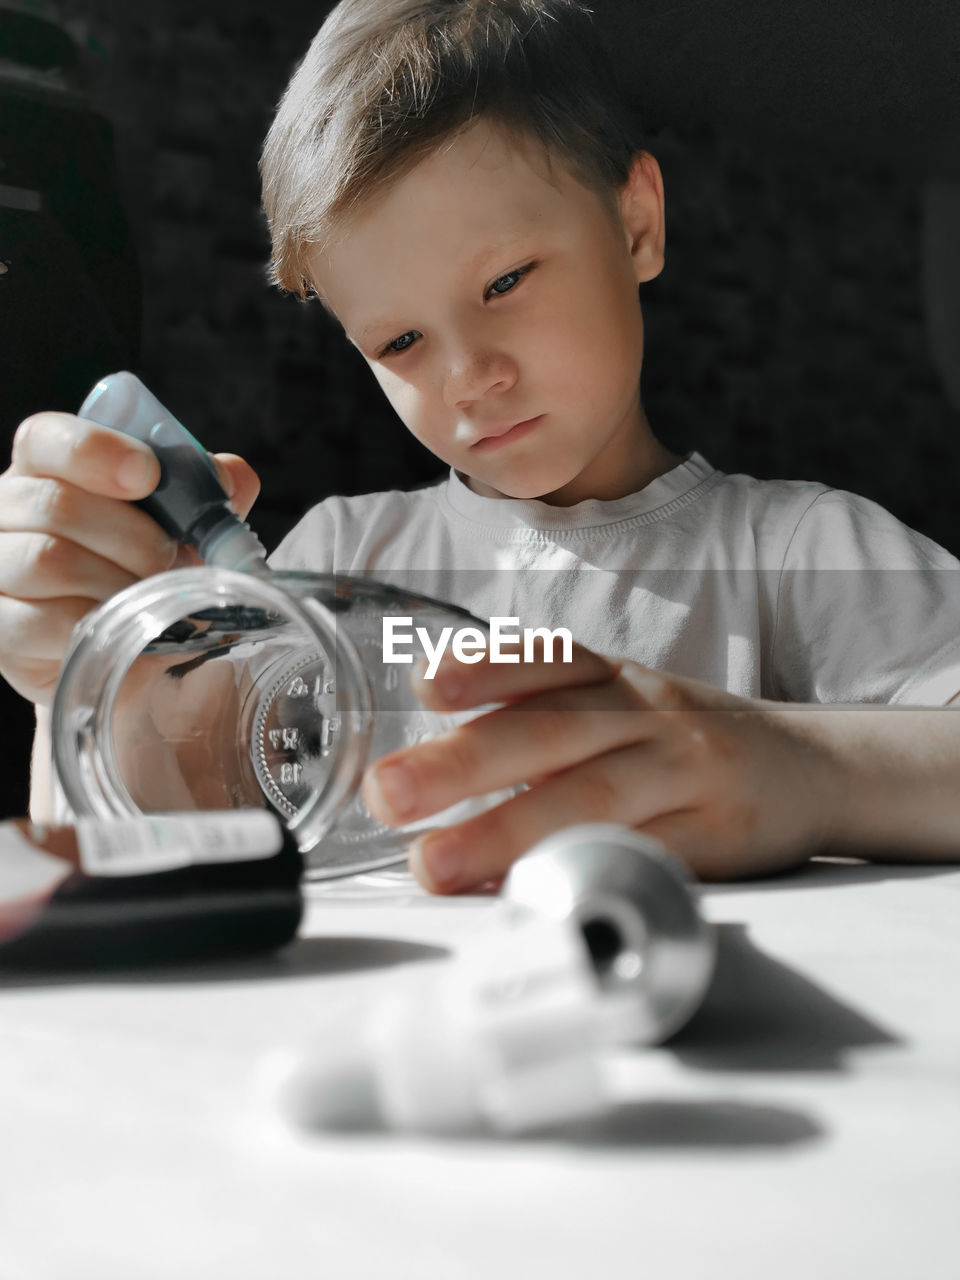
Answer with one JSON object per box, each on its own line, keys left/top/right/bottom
{"left": 3, "top": 0, "right": 960, "bottom": 893}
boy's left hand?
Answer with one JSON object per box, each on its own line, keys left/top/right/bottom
{"left": 361, "top": 642, "right": 841, "bottom": 892}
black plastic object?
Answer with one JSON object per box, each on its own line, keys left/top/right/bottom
{"left": 0, "top": 824, "right": 303, "bottom": 970}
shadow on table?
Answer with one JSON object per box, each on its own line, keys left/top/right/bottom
{"left": 478, "top": 921, "right": 888, "bottom": 1151}
{"left": 0, "top": 934, "right": 449, "bottom": 989}
{"left": 669, "top": 920, "right": 899, "bottom": 1072}
{"left": 543, "top": 1096, "right": 824, "bottom": 1149}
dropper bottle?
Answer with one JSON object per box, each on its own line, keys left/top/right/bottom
{"left": 79, "top": 371, "right": 268, "bottom": 571}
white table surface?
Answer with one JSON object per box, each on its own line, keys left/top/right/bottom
{"left": 1, "top": 857, "right": 958, "bottom": 1280}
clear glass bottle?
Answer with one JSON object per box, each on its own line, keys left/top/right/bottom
{"left": 52, "top": 567, "right": 503, "bottom": 878}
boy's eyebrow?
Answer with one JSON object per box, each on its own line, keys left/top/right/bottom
{"left": 351, "top": 316, "right": 405, "bottom": 348}
{"left": 351, "top": 230, "right": 539, "bottom": 345}
{"left": 464, "top": 228, "right": 536, "bottom": 269}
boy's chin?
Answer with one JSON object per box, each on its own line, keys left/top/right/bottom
{"left": 464, "top": 469, "right": 576, "bottom": 503}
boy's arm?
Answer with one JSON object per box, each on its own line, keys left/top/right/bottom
{"left": 785, "top": 698, "right": 960, "bottom": 863}
{"left": 360, "top": 644, "right": 960, "bottom": 892}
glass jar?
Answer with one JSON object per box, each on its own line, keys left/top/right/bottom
{"left": 52, "top": 567, "right": 504, "bottom": 878}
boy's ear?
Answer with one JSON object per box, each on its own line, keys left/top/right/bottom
{"left": 618, "top": 151, "right": 665, "bottom": 284}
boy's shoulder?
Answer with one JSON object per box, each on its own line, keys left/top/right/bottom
{"left": 269, "top": 475, "right": 448, "bottom": 571}
{"left": 321, "top": 473, "right": 450, "bottom": 529}
{"left": 709, "top": 462, "right": 957, "bottom": 571}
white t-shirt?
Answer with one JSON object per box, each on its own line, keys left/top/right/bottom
{"left": 270, "top": 453, "right": 960, "bottom": 707}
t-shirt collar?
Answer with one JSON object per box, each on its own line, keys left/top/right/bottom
{"left": 444, "top": 452, "right": 715, "bottom": 530}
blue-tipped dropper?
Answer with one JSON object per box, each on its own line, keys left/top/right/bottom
{"left": 79, "top": 371, "right": 268, "bottom": 572}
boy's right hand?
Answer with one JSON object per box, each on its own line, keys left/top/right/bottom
{"left": 0, "top": 411, "right": 260, "bottom": 708}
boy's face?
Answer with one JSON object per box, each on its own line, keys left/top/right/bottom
{"left": 308, "top": 120, "right": 666, "bottom": 505}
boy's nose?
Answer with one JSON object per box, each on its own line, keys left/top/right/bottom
{"left": 442, "top": 345, "right": 518, "bottom": 409}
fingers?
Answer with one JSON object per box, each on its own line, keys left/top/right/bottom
{"left": 0, "top": 412, "right": 261, "bottom": 711}
{"left": 365, "top": 646, "right": 762, "bottom": 894}
{"left": 407, "top": 742, "right": 695, "bottom": 893}
{"left": 0, "top": 475, "right": 178, "bottom": 581}
{"left": 363, "top": 655, "right": 734, "bottom": 829}
{"left": 362, "top": 678, "right": 655, "bottom": 826}
{"left": 0, "top": 412, "right": 167, "bottom": 707}
{"left": 0, "top": 596, "right": 97, "bottom": 702}
{"left": 417, "top": 644, "right": 737, "bottom": 718}
{"left": 0, "top": 594, "right": 94, "bottom": 658}
{"left": 11, "top": 413, "right": 161, "bottom": 499}
{"left": 2, "top": 413, "right": 176, "bottom": 590}
{"left": 212, "top": 453, "right": 261, "bottom": 521}
{"left": 0, "top": 532, "right": 141, "bottom": 602}
{"left": 12, "top": 415, "right": 261, "bottom": 523}
{"left": 413, "top": 640, "right": 619, "bottom": 709}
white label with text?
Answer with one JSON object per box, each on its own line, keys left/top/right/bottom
{"left": 76, "top": 812, "right": 284, "bottom": 877}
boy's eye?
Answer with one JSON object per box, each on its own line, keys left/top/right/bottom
{"left": 381, "top": 330, "right": 421, "bottom": 356}
{"left": 485, "top": 262, "right": 534, "bottom": 300}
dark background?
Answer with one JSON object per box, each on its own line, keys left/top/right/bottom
{"left": 1, "top": 0, "right": 958, "bottom": 817}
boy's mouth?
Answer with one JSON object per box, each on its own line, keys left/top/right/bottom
{"left": 471, "top": 415, "right": 545, "bottom": 452}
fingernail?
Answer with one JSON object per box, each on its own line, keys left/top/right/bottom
{"left": 435, "top": 667, "right": 462, "bottom": 704}
{"left": 413, "top": 830, "right": 462, "bottom": 890}
{"left": 116, "top": 451, "right": 156, "bottom": 494}
{"left": 370, "top": 760, "right": 417, "bottom": 820}
{"left": 413, "top": 658, "right": 461, "bottom": 704}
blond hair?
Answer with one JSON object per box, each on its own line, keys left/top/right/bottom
{"left": 261, "top": 0, "right": 638, "bottom": 298}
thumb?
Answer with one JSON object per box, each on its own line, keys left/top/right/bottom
{"left": 211, "top": 452, "right": 261, "bottom": 521}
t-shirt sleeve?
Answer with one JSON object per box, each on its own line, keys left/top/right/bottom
{"left": 770, "top": 491, "right": 960, "bottom": 705}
